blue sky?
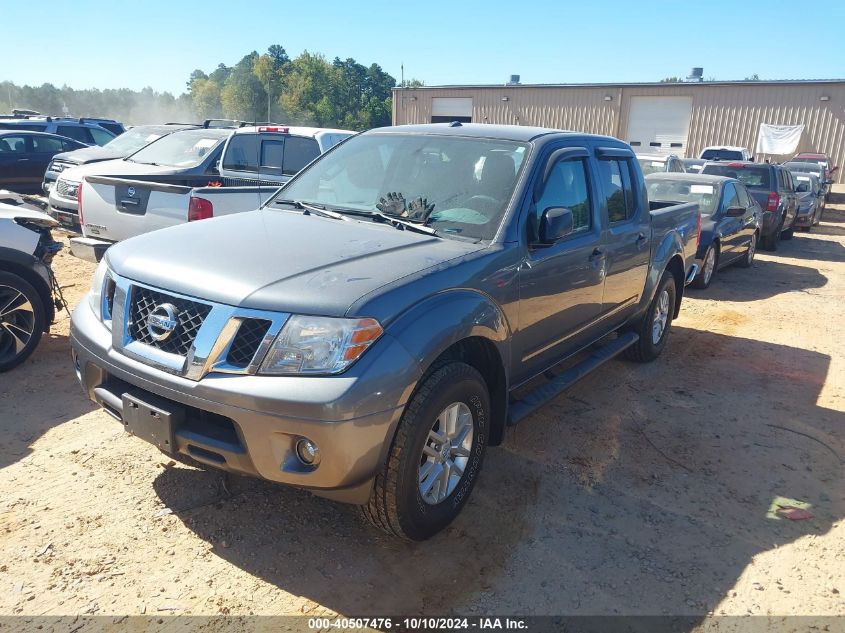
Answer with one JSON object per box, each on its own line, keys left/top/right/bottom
{"left": 3, "top": 0, "right": 843, "bottom": 94}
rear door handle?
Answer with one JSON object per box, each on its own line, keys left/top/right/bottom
{"left": 589, "top": 248, "right": 604, "bottom": 262}
{"left": 636, "top": 232, "right": 648, "bottom": 245}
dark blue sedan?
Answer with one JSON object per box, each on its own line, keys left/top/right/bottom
{"left": 646, "top": 172, "right": 762, "bottom": 289}
{"left": 0, "top": 131, "right": 87, "bottom": 194}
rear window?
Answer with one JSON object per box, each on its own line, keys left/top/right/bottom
{"left": 700, "top": 149, "right": 743, "bottom": 161}
{"left": 701, "top": 164, "right": 771, "bottom": 188}
{"left": 646, "top": 178, "right": 718, "bottom": 215}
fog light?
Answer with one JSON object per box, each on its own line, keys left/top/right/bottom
{"left": 296, "top": 438, "right": 320, "bottom": 466}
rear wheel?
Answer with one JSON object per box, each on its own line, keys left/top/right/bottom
{"left": 692, "top": 245, "right": 717, "bottom": 289}
{"left": 362, "top": 362, "right": 490, "bottom": 540}
{"left": 625, "top": 270, "right": 676, "bottom": 363}
{"left": 0, "top": 272, "right": 46, "bottom": 373}
{"left": 737, "top": 232, "right": 757, "bottom": 268}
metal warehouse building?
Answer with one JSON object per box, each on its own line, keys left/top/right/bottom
{"left": 391, "top": 79, "right": 845, "bottom": 182}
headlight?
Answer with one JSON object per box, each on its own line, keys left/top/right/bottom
{"left": 259, "top": 316, "right": 383, "bottom": 375}
{"left": 88, "top": 259, "right": 114, "bottom": 325}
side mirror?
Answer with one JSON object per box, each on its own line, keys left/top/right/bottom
{"left": 725, "top": 206, "right": 746, "bottom": 217}
{"left": 538, "top": 207, "right": 573, "bottom": 244}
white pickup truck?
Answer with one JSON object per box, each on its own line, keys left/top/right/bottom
{"left": 70, "top": 125, "right": 354, "bottom": 262}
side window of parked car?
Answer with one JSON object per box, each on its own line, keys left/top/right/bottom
{"left": 222, "top": 134, "right": 260, "bottom": 173}
{"left": 283, "top": 136, "right": 320, "bottom": 176}
{"left": 89, "top": 127, "right": 114, "bottom": 146}
{"left": 598, "top": 158, "right": 636, "bottom": 223}
{"left": 31, "top": 135, "right": 64, "bottom": 153}
{"left": 56, "top": 125, "right": 93, "bottom": 145}
{"left": 736, "top": 183, "right": 753, "bottom": 209}
{"left": 533, "top": 158, "right": 593, "bottom": 238}
{"left": 720, "top": 183, "right": 740, "bottom": 214}
{"left": 0, "top": 135, "right": 28, "bottom": 153}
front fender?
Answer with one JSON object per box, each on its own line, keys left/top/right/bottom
{"left": 387, "top": 289, "right": 511, "bottom": 405}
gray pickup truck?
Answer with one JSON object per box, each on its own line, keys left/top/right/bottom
{"left": 71, "top": 123, "right": 700, "bottom": 540}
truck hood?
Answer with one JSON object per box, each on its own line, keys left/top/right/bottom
{"left": 53, "top": 146, "right": 124, "bottom": 166}
{"left": 105, "top": 209, "right": 484, "bottom": 318}
{"left": 59, "top": 159, "right": 183, "bottom": 182}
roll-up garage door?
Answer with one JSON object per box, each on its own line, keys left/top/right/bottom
{"left": 431, "top": 97, "right": 472, "bottom": 123}
{"left": 626, "top": 96, "right": 693, "bottom": 157}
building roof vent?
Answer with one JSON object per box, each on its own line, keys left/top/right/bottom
{"left": 686, "top": 67, "right": 704, "bottom": 82}
{"left": 507, "top": 74, "right": 520, "bottom": 85}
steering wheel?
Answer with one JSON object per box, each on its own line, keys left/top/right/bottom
{"left": 465, "top": 194, "right": 500, "bottom": 213}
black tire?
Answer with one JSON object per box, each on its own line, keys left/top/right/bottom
{"left": 0, "top": 271, "right": 46, "bottom": 373}
{"left": 362, "top": 362, "right": 490, "bottom": 540}
{"left": 737, "top": 232, "right": 757, "bottom": 268}
{"left": 624, "top": 270, "right": 676, "bottom": 363}
{"left": 691, "top": 245, "right": 717, "bottom": 289}
{"left": 781, "top": 226, "right": 794, "bottom": 240}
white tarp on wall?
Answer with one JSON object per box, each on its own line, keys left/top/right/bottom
{"left": 755, "top": 123, "right": 804, "bottom": 155}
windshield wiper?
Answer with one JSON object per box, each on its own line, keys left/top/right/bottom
{"left": 273, "top": 199, "right": 348, "bottom": 221}
{"left": 335, "top": 209, "right": 439, "bottom": 237}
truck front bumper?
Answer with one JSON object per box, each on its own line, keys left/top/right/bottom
{"left": 70, "top": 300, "right": 416, "bottom": 505}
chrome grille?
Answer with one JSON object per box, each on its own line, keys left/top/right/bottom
{"left": 56, "top": 179, "right": 79, "bottom": 199}
{"left": 127, "top": 286, "right": 212, "bottom": 356}
{"left": 226, "top": 319, "right": 272, "bottom": 367}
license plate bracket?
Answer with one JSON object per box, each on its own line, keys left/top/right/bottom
{"left": 121, "top": 392, "right": 183, "bottom": 454}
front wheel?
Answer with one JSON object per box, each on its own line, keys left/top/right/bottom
{"left": 0, "top": 272, "right": 47, "bottom": 373}
{"left": 625, "top": 270, "right": 676, "bottom": 363}
{"left": 362, "top": 362, "right": 490, "bottom": 540}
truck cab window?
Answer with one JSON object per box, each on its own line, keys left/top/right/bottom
{"left": 599, "top": 159, "right": 636, "bottom": 223}
{"left": 223, "top": 134, "right": 260, "bottom": 173}
{"left": 283, "top": 136, "right": 320, "bottom": 175}
{"left": 533, "top": 158, "right": 592, "bottom": 237}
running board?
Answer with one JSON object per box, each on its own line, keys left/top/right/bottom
{"left": 507, "top": 331, "right": 640, "bottom": 425}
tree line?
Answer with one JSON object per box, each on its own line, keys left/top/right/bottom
{"left": 2, "top": 44, "right": 425, "bottom": 130}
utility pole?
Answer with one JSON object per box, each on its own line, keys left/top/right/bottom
{"left": 401, "top": 64, "right": 404, "bottom": 87}
{"left": 267, "top": 81, "right": 271, "bottom": 123}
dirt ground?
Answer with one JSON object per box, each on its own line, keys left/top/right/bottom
{"left": 1, "top": 190, "right": 844, "bottom": 622}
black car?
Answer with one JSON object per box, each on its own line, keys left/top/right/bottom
{"left": 646, "top": 172, "right": 761, "bottom": 289}
{"left": 0, "top": 116, "right": 116, "bottom": 146}
{"left": 0, "top": 131, "right": 87, "bottom": 194}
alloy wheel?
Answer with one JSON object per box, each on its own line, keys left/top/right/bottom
{"left": 0, "top": 285, "right": 36, "bottom": 365}
{"left": 418, "top": 402, "right": 474, "bottom": 505}
{"left": 651, "top": 289, "right": 670, "bottom": 345}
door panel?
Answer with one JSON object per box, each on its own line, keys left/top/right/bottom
{"left": 596, "top": 153, "right": 649, "bottom": 317}
{"left": 514, "top": 151, "right": 604, "bottom": 383}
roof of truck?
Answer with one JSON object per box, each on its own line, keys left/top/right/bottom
{"left": 234, "top": 125, "right": 355, "bottom": 137}
{"left": 369, "top": 122, "right": 622, "bottom": 143}
{"left": 645, "top": 172, "right": 733, "bottom": 185}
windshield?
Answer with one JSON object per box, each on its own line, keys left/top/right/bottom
{"left": 793, "top": 175, "right": 816, "bottom": 193}
{"left": 701, "top": 164, "right": 770, "bottom": 188}
{"left": 795, "top": 156, "right": 826, "bottom": 166}
{"left": 637, "top": 157, "right": 667, "bottom": 176}
{"left": 682, "top": 159, "right": 705, "bottom": 173}
{"left": 104, "top": 127, "right": 176, "bottom": 154}
{"left": 646, "top": 179, "right": 719, "bottom": 215}
{"left": 126, "top": 129, "right": 226, "bottom": 167}
{"left": 700, "top": 149, "right": 743, "bottom": 161}
{"left": 272, "top": 133, "right": 529, "bottom": 240}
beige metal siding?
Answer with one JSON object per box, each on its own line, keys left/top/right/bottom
{"left": 393, "top": 82, "right": 845, "bottom": 182}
